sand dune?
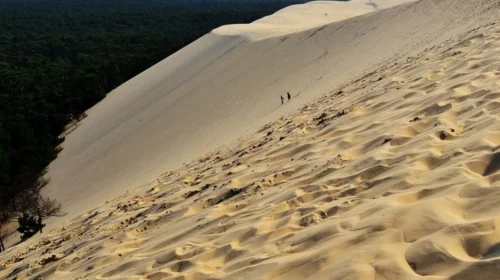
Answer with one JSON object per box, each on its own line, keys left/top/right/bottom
{"left": 41, "top": 0, "right": 493, "bottom": 227}
{"left": 42, "top": 0, "right": 427, "bottom": 226}
{"left": 3, "top": 0, "right": 500, "bottom": 279}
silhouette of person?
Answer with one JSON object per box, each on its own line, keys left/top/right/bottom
{"left": 280, "top": 95, "right": 284, "bottom": 105}
{"left": 287, "top": 92, "right": 291, "bottom": 101}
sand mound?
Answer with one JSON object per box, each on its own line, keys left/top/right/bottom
{"left": 3, "top": 0, "right": 500, "bottom": 279}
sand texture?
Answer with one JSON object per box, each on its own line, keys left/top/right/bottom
{"left": 40, "top": 0, "right": 496, "bottom": 228}
{"left": 3, "top": 0, "right": 500, "bottom": 279}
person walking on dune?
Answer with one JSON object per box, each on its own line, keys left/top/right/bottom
{"left": 287, "top": 92, "right": 291, "bottom": 101}
{"left": 281, "top": 95, "right": 284, "bottom": 105}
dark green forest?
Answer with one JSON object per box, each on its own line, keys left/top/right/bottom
{"left": 0, "top": 0, "right": 309, "bottom": 228}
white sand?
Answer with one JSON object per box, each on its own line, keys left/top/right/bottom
{"left": 3, "top": 0, "right": 500, "bottom": 279}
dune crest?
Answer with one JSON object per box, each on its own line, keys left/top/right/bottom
{"left": 214, "top": 0, "right": 415, "bottom": 40}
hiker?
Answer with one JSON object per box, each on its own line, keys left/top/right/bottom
{"left": 287, "top": 92, "right": 291, "bottom": 101}
{"left": 280, "top": 95, "right": 284, "bottom": 105}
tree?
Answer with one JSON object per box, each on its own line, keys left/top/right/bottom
{"left": 30, "top": 195, "right": 64, "bottom": 233}
{"left": 14, "top": 179, "right": 64, "bottom": 240}
{"left": 0, "top": 174, "right": 65, "bottom": 245}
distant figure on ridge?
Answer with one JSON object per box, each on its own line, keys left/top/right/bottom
{"left": 280, "top": 95, "right": 284, "bottom": 105}
{"left": 287, "top": 92, "right": 291, "bottom": 101}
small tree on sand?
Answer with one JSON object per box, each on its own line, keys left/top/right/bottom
{"left": 13, "top": 177, "right": 65, "bottom": 241}
{"left": 0, "top": 172, "right": 65, "bottom": 249}
{"left": 16, "top": 191, "right": 64, "bottom": 239}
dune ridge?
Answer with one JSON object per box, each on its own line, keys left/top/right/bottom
{"left": 3, "top": 0, "right": 500, "bottom": 279}
{"left": 214, "top": 0, "right": 419, "bottom": 40}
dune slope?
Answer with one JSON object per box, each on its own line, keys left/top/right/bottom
{"left": 43, "top": 0, "right": 491, "bottom": 225}
{"left": 3, "top": 0, "right": 500, "bottom": 279}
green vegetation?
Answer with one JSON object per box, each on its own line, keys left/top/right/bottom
{"left": 0, "top": 0, "right": 309, "bottom": 245}
{"left": 17, "top": 214, "right": 44, "bottom": 241}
